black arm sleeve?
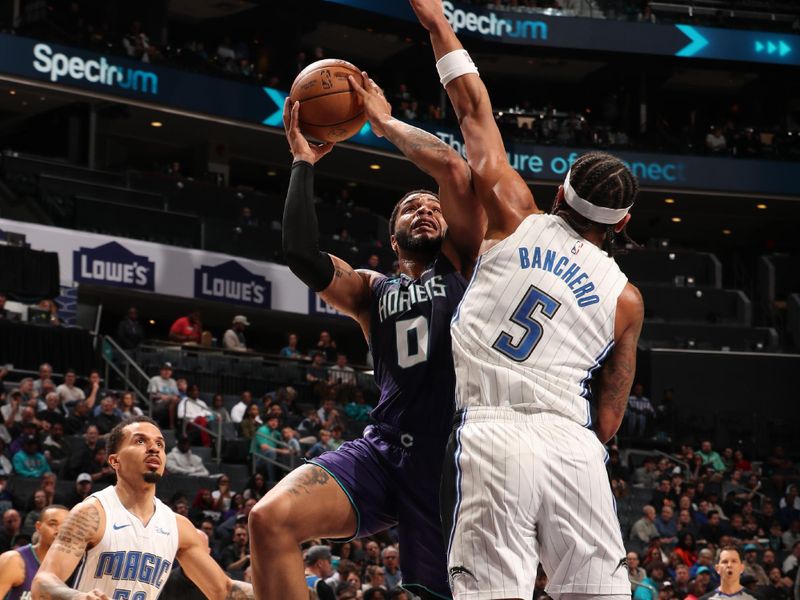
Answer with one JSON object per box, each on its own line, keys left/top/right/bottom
{"left": 282, "top": 160, "right": 335, "bottom": 292}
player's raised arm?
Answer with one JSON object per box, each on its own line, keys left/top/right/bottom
{"left": 595, "top": 283, "right": 644, "bottom": 443}
{"left": 32, "top": 500, "right": 105, "bottom": 600}
{"left": 281, "top": 99, "right": 378, "bottom": 334}
{"left": 409, "top": 0, "right": 538, "bottom": 240}
{"left": 349, "top": 72, "right": 484, "bottom": 269}
{"left": 174, "top": 515, "right": 253, "bottom": 599}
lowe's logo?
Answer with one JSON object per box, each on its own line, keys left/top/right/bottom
{"left": 73, "top": 242, "right": 154, "bottom": 290}
{"left": 194, "top": 260, "right": 271, "bottom": 309}
{"left": 443, "top": 1, "right": 547, "bottom": 40}
{"left": 32, "top": 43, "right": 158, "bottom": 94}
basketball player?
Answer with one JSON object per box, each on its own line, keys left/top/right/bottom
{"left": 0, "top": 505, "right": 68, "bottom": 600}
{"left": 32, "top": 416, "right": 253, "bottom": 600}
{"left": 409, "top": 1, "right": 644, "bottom": 599}
{"left": 249, "top": 88, "right": 484, "bottom": 599}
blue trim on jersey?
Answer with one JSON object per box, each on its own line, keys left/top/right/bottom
{"left": 579, "top": 340, "right": 615, "bottom": 427}
{"left": 451, "top": 256, "right": 482, "bottom": 325}
{"left": 446, "top": 410, "right": 468, "bottom": 558}
{"left": 307, "top": 460, "right": 361, "bottom": 543}
{"left": 73, "top": 554, "right": 87, "bottom": 589}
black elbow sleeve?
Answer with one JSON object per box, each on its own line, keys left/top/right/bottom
{"left": 282, "top": 161, "right": 335, "bottom": 292}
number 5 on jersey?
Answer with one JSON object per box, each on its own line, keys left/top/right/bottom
{"left": 493, "top": 285, "right": 561, "bottom": 362}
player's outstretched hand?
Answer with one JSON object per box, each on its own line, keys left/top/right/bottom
{"left": 409, "top": 0, "right": 447, "bottom": 31}
{"left": 283, "top": 98, "right": 334, "bottom": 165}
{"left": 348, "top": 72, "right": 391, "bottom": 138}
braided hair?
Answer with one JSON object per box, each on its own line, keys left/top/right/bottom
{"left": 552, "top": 152, "right": 639, "bottom": 256}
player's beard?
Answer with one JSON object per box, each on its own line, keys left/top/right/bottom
{"left": 395, "top": 227, "right": 442, "bottom": 254}
{"left": 143, "top": 471, "right": 162, "bottom": 484}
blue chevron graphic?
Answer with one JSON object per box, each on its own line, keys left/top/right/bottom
{"left": 675, "top": 25, "right": 709, "bottom": 57}
{"left": 262, "top": 87, "right": 288, "bottom": 126}
{"left": 780, "top": 40, "right": 791, "bottom": 56}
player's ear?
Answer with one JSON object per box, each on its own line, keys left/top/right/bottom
{"left": 614, "top": 213, "right": 631, "bottom": 234}
{"left": 390, "top": 234, "right": 398, "bottom": 255}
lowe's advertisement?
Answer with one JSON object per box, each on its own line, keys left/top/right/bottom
{"left": 0, "top": 33, "right": 799, "bottom": 196}
{"left": 0, "top": 219, "right": 311, "bottom": 313}
{"left": 324, "top": 0, "right": 800, "bottom": 65}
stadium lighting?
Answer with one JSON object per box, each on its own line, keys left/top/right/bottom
{"left": 8, "top": 90, "right": 15, "bottom": 95}
{"left": 266, "top": 170, "right": 277, "bottom": 177}
{"left": 722, "top": 229, "right": 732, "bottom": 235}
{"left": 756, "top": 203, "right": 767, "bottom": 210}
{"left": 369, "top": 164, "right": 382, "bottom": 170}
{"left": 150, "top": 121, "right": 163, "bottom": 128}
{"left": 664, "top": 198, "right": 675, "bottom": 204}
{"left": 671, "top": 217, "right": 682, "bottom": 223}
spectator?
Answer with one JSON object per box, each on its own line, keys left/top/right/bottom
{"left": 317, "top": 396, "right": 343, "bottom": 431}
{"left": 0, "top": 509, "right": 21, "bottom": 552}
{"left": 116, "top": 307, "right": 144, "bottom": 349}
{"left": 70, "top": 424, "right": 104, "bottom": 476}
{"left": 32, "top": 363, "right": 53, "bottom": 398}
{"left": 169, "top": 311, "right": 203, "bottom": 344}
{"left": 0, "top": 441, "right": 11, "bottom": 476}
{"left": 674, "top": 532, "right": 697, "bottom": 566}
{"left": 167, "top": 436, "right": 210, "bottom": 477}
{"left": 305, "top": 545, "right": 335, "bottom": 600}
{"left": 237, "top": 206, "right": 259, "bottom": 229}
{"left": 252, "top": 415, "right": 281, "bottom": 481}
{"left": 230, "top": 390, "right": 253, "bottom": 424}
{"left": 211, "top": 394, "right": 232, "bottom": 423}
{"left": 118, "top": 391, "right": 143, "bottom": 419}
{"left": 86, "top": 446, "right": 114, "bottom": 485}
{"left": 742, "top": 544, "right": 769, "bottom": 586}
{"left": 12, "top": 435, "right": 50, "bottom": 477}
{"left": 362, "top": 565, "right": 386, "bottom": 593}
{"left": 240, "top": 403, "right": 262, "bottom": 440}
{"left": 56, "top": 473, "right": 93, "bottom": 508}
{"left": 147, "top": 362, "right": 180, "bottom": 429}
{"left": 631, "top": 506, "right": 660, "bottom": 548}
{"left": 782, "top": 520, "right": 800, "bottom": 550}
{"left": 306, "top": 352, "right": 329, "bottom": 386}
{"left": 36, "top": 299, "right": 62, "bottom": 325}
{"left": 706, "top": 126, "right": 727, "bottom": 153}
{"left": 297, "top": 408, "right": 322, "bottom": 440}
{"left": 22, "top": 489, "right": 47, "bottom": 534}
{"left": 93, "top": 396, "right": 122, "bottom": 435}
{"left": 381, "top": 546, "right": 401, "bottom": 590}
{"left": 305, "top": 429, "right": 333, "bottom": 460}
{"left": 37, "top": 391, "right": 65, "bottom": 429}
{"left": 733, "top": 450, "right": 752, "bottom": 473}
{"left": 635, "top": 457, "right": 659, "bottom": 489}
{"left": 84, "top": 370, "right": 107, "bottom": 414}
{"left": 276, "top": 426, "right": 301, "bottom": 469}
{"left": 2, "top": 391, "right": 25, "bottom": 430}
{"left": 64, "top": 399, "right": 91, "bottom": 435}
{"left": 699, "top": 510, "right": 726, "bottom": 545}
{"left": 221, "top": 524, "right": 250, "bottom": 571}
{"left": 329, "top": 425, "right": 344, "bottom": 451}
{"left": 625, "top": 383, "right": 655, "bottom": 438}
{"left": 42, "top": 421, "right": 69, "bottom": 475}
{"left": 627, "top": 550, "right": 646, "bottom": 589}
{"left": 122, "top": 20, "right": 155, "bottom": 62}
{"left": 223, "top": 316, "right": 250, "bottom": 352}
{"left": 690, "top": 549, "right": 719, "bottom": 585}
{"left": 633, "top": 562, "right": 666, "bottom": 600}
{"left": 698, "top": 441, "right": 726, "bottom": 472}
{"left": 212, "top": 475, "right": 236, "bottom": 512}
{"left": 279, "top": 333, "right": 303, "bottom": 359}
{"left": 758, "top": 567, "right": 793, "bottom": 600}
{"left": 56, "top": 369, "right": 85, "bottom": 407}
{"left": 0, "top": 292, "right": 8, "bottom": 319}
{"left": 242, "top": 472, "right": 268, "bottom": 502}
{"left": 178, "top": 384, "right": 213, "bottom": 446}
{"left": 328, "top": 354, "right": 356, "bottom": 386}
{"left": 651, "top": 478, "right": 678, "bottom": 511}
{"left": 783, "top": 541, "right": 800, "bottom": 578}
{"left": 316, "top": 331, "right": 338, "bottom": 362}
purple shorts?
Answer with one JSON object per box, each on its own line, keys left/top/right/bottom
{"left": 311, "top": 424, "right": 451, "bottom": 599}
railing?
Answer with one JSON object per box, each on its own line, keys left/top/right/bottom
{"left": 624, "top": 448, "right": 692, "bottom": 479}
{"left": 250, "top": 438, "right": 301, "bottom": 477}
{"left": 182, "top": 415, "right": 224, "bottom": 465}
{"left": 100, "top": 336, "right": 152, "bottom": 415}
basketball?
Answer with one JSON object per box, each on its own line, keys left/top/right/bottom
{"left": 289, "top": 59, "right": 366, "bottom": 143}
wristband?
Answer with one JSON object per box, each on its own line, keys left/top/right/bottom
{"left": 436, "top": 49, "right": 479, "bottom": 87}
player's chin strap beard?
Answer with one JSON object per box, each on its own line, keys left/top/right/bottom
{"left": 395, "top": 227, "right": 442, "bottom": 255}
{"left": 143, "top": 472, "right": 162, "bottom": 483}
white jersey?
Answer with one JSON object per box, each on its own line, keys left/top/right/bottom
{"left": 73, "top": 486, "right": 179, "bottom": 600}
{"left": 451, "top": 213, "right": 628, "bottom": 426}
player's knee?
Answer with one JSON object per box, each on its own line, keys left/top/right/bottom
{"left": 249, "top": 490, "right": 298, "bottom": 540}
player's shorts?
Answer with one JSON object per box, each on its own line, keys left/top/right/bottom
{"left": 311, "top": 423, "right": 452, "bottom": 600}
{"left": 441, "top": 406, "right": 631, "bottom": 600}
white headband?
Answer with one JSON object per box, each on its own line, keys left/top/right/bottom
{"left": 563, "top": 170, "right": 632, "bottom": 225}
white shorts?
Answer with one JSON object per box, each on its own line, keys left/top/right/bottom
{"left": 440, "top": 407, "right": 631, "bottom": 600}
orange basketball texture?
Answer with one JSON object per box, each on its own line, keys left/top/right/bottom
{"left": 289, "top": 59, "right": 366, "bottom": 143}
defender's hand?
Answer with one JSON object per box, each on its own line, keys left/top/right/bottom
{"left": 409, "top": 0, "right": 447, "bottom": 31}
{"left": 348, "top": 72, "right": 392, "bottom": 138}
{"left": 283, "top": 99, "right": 334, "bottom": 165}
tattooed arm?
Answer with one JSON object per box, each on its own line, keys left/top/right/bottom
{"left": 595, "top": 283, "right": 644, "bottom": 444}
{"left": 32, "top": 500, "right": 105, "bottom": 600}
{"left": 176, "top": 515, "right": 254, "bottom": 600}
